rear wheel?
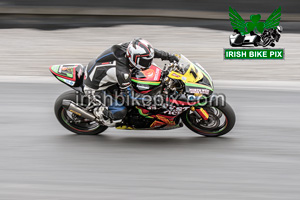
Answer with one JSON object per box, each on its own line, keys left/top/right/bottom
{"left": 54, "top": 90, "right": 107, "bottom": 135}
{"left": 182, "top": 100, "right": 236, "bottom": 137}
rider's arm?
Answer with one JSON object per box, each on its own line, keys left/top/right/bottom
{"left": 154, "top": 49, "right": 179, "bottom": 62}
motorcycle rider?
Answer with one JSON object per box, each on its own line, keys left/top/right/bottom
{"left": 261, "top": 26, "right": 283, "bottom": 47}
{"left": 84, "top": 38, "right": 179, "bottom": 124}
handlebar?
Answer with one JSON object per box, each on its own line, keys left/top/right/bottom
{"left": 163, "top": 61, "right": 179, "bottom": 74}
{"left": 161, "top": 61, "right": 183, "bottom": 95}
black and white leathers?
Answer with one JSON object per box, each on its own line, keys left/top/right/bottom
{"left": 85, "top": 42, "right": 176, "bottom": 92}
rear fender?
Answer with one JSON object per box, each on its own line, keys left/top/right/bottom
{"left": 50, "top": 64, "right": 85, "bottom": 93}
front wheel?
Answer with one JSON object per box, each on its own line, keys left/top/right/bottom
{"left": 182, "top": 101, "right": 236, "bottom": 137}
{"left": 54, "top": 90, "right": 108, "bottom": 135}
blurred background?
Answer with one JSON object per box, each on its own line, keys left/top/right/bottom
{"left": 0, "top": 0, "right": 299, "bottom": 80}
{"left": 0, "top": 1, "right": 300, "bottom": 200}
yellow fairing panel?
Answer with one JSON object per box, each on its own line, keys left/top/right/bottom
{"left": 168, "top": 63, "right": 203, "bottom": 83}
{"left": 183, "top": 63, "right": 203, "bottom": 83}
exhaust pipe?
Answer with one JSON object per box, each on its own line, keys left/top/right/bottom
{"left": 62, "top": 100, "right": 96, "bottom": 121}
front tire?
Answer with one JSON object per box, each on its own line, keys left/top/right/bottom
{"left": 54, "top": 90, "right": 108, "bottom": 135}
{"left": 182, "top": 100, "right": 236, "bottom": 137}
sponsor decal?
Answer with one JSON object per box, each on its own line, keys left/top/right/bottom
{"left": 60, "top": 66, "right": 73, "bottom": 73}
{"left": 137, "top": 84, "right": 150, "bottom": 90}
{"left": 142, "top": 69, "right": 155, "bottom": 78}
{"left": 77, "top": 68, "right": 83, "bottom": 78}
{"left": 189, "top": 88, "right": 210, "bottom": 95}
{"left": 154, "top": 68, "right": 160, "bottom": 80}
{"left": 225, "top": 6, "right": 284, "bottom": 60}
{"left": 69, "top": 110, "right": 81, "bottom": 116}
{"left": 101, "top": 62, "right": 111, "bottom": 65}
{"left": 124, "top": 73, "right": 129, "bottom": 80}
{"left": 64, "top": 79, "right": 75, "bottom": 86}
{"left": 163, "top": 106, "right": 189, "bottom": 115}
{"left": 171, "top": 73, "right": 180, "bottom": 78}
{"left": 56, "top": 76, "right": 75, "bottom": 86}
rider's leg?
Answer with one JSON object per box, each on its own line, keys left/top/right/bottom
{"left": 107, "top": 97, "right": 127, "bottom": 120}
{"left": 95, "top": 90, "right": 127, "bottom": 121}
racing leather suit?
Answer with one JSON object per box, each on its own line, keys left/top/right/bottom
{"left": 84, "top": 42, "right": 177, "bottom": 120}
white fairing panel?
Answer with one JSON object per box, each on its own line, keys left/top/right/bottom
{"left": 230, "top": 34, "right": 239, "bottom": 44}
{"left": 244, "top": 35, "right": 256, "bottom": 43}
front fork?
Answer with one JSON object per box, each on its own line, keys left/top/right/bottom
{"left": 191, "top": 106, "right": 209, "bottom": 121}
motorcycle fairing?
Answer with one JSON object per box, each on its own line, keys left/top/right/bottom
{"left": 136, "top": 65, "right": 162, "bottom": 82}
{"left": 230, "top": 34, "right": 244, "bottom": 45}
{"left": 243, "top": 35, "right": 257, "bottom": 43}
{"left": 230, "top": 33, "right": 258, "bottom": 46}
{"left": 168, "top": 55, "right": 214, "bottom": 96}
{"left": 168, "top": 64, "right": 203, "bottom": 83}
{"left": 166, "top": 97, "right": 199, "bottom": 106}
{"left": 194, "top": 62, "right": 213, "bottom": 87}
{"left": 131, "top": 79, "right": 161, "bottom": 86}
{"left": 134, "top": 106, "right": 178, "bottom": 129}
{"left": 50, "top": 64, "right": 85, "bottom": 89}
{"left": 131, "top": 65, "right": 162, "bottom": 94}
{"left": 185, "top": 82, "right": 213, "bottom": 96}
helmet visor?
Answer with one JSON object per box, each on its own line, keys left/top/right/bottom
{"left": 138, "top": 57, "right": 153, "bottom": 69}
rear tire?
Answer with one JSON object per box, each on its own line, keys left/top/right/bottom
{"left": 54, "top": 90, "right": 108, "bottom": 135}
{"left": 182, "top": 100, "right": 236, "bottom": 137}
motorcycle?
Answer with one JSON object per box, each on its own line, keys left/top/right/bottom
{"left": 260, "top": 27, "right": 282, "bottom": 47}
{"left": 229, "top": 26, "right": 282, "bottom": 47}
{"left": 229, "top": 30, "right": 260, "bottom": 47}
{"left": 50, "top": 54, "right": 236, "bottom": 137}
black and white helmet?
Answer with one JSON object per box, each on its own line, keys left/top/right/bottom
{"left": 276, "top": 26, "right": 283, "bottom": 34}
{"left": 126, "top": 38, "right": 155, "bottom": 70}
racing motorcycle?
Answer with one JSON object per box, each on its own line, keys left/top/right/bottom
{"left": 50, "top": 55, "right": 236, "bottom": 137}
{"left": 229, "top": 30, "right": 260, "bottom": 47}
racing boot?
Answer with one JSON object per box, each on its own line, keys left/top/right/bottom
{"left": 93, "top": 106, "right": 113, "bottom": 125}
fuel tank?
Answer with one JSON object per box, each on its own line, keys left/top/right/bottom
{"left": 131, "top": 64, "right": 162, "bottom": 94}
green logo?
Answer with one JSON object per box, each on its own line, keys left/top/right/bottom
{"left": 225, "top": 7, "right": 284, "bottom": 59}
{"left": 229, "top": 7, "right": 281, "bottom": 35}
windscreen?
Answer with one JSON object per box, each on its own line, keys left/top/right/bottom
{"left": 177, "top": 55, "right": 203, "bottom": 83}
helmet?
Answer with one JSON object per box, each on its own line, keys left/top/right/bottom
{"left": 276, "top": 26, "right": 283, "bottom": 33}
{"left": 126, "top": 38, "right": 155, "bottom": 70}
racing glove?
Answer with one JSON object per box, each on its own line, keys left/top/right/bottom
{"left": 169, "top": 54, "right": 179, "bottom": 62}
{"left": 154, "top": 49, "right": 179, "bottom": 62}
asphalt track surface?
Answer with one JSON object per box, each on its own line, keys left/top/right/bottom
{"left": 0, "top": 82, "right": 300, "bottom": 199}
